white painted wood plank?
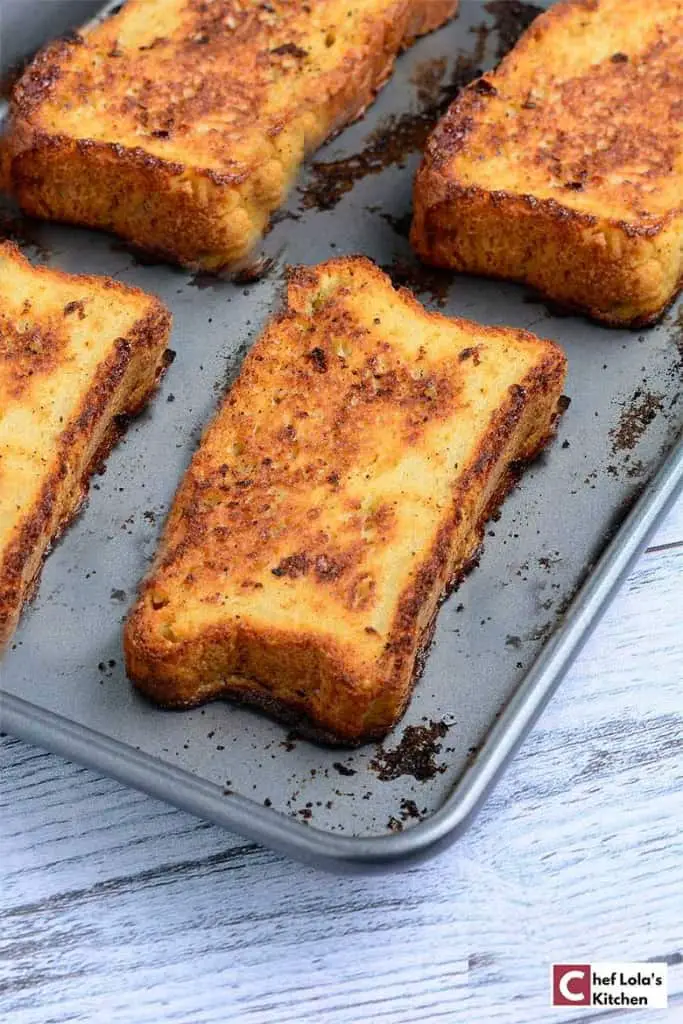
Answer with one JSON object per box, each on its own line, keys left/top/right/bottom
{"left": 1, "top": 520, "right": 681, "bottom": 1024}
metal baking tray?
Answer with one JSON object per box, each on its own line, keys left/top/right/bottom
{"left": 2, "top": 0, "right": 682, "bottom": 871}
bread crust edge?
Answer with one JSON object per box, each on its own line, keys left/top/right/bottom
{"left": 0, "top": 247, "right": 172, "bottom": 647}
{"left": 411, "top": 163, "right": 682, "bottom": 327}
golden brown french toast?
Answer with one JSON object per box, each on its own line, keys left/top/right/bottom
{"left": 124, "top": 256, "right": 566, "bottom": 745}
{"left": 412, "top": 0, "right": 683, "bottom": 327}
{"left": 0, "top": 242, "right": 171, "bottom": 647}
{"left": 3, "top": 0, "right": 457, "bottom": 270}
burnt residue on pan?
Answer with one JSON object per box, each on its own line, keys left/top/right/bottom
{"left": 386, "top": 796, "right": 426, "bottom": 831}
{"left": 611, "top": 388, "right": 665, "bottom": 454}
{"left": 379, "top": 210, "right": 413, "bottom": 238}
{"left": 484, "top": 0, "right": 544, "bottom": 61}
{"left": 280, "top": 731, "right": 300, "bottom": 752}
{"left": 213, "top": 339, "right": 253, "bottom": 395}
{"left": 109, "top": 239, "right": 170, "bottom": 268}
{"left": 298, "top": 110, "right": 432, "bottom": 211}
{"left": 0, "top": 60, "right": 26, "bottom": 101}
{"left": 297, "top": 1, "right": 544, "bottom": 214}
{"left": 298, "top": 28, "right": 489, "bottom": 212}
{"left": 189, "top": 269, "right": 224, "bottom": 290}
{"left": 370, "top": 720, "right": 451, "bottom": 782}
{"left": 189, "top": 256, "right": 275, "bottom": 289}
{"left": 380, "top": 257, "right": 453, "bottom": 307}
{"left": 399, "top": 797, "right": 421, "bottom": 820}
{"left": 0, "top": 200, "right": 51, "bottom": 260}
{"left": 411, "top": 56, "right": 449, "bottom": 108}
{"left": 232, "top": 257, "right": 276, "bottom": 284}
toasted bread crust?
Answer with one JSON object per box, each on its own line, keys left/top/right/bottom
{"left": 0, "top": 243, "right": 171, "bottom": 647}
{"left": 412, "top": 0, "right": 683, "bottom": 326}
{"left": 5, "top": 0, "right": 457, "bottom": 270}
{"left": 124, "top": 256, "right": 566, "bottom": 744}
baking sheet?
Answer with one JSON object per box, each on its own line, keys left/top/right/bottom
{"left": 1, "top": 0, "right": 682, "bottom": 869}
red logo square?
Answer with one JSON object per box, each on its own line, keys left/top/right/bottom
{"left": 552, "top": 964, "right": 591, "bottom": 1006}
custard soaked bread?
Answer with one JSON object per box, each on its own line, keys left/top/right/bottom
{"left": 4, "top": 0, "right": 457, "bottom": 270}
{"left": 412, "top": 0, "right": 683, "bottom": 327}
{"left": 125, "top": 257, "right": 566, "bottom": 744}
{"left": 0, "top": 243, "right": 171, "bottom": 647}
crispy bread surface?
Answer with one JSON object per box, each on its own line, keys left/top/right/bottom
{"left": 412, "top": 0, "right": 683, "bottom": 326}
{"left": 0, "top": 242, "right": 171, "bottom": 647}
{"left": 125, "top": 256, "right": 566, "bottom": 744}
{"left": 4, "top": 0, "right": 457, "bottom": 270}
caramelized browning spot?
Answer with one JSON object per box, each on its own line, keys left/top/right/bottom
{"left": 270, "top": 42, "right": 308, "bottom": 59}
{"left": 306, "top": 346, "right": 327, "bottom": 372}
{"left": 0, "top": 312, "right": 68, "bottom": 398}
{"left": 458, "top": 346, "right": 481, "bottom": 364}
{"left": 63, "top": 300, "right": 87, "bottom": 319}
{"left": 314, "top": 554, "right": 345, "bottom": 580}
{"left": 272, "top": 552, "right": 309, "bottom": 578}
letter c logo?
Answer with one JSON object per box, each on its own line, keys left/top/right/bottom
{"left": 552, "top": 964, "right": 591, "bottom": 1005}
{"left": 560, "top": 970, "right": 586, "bottom": 1001}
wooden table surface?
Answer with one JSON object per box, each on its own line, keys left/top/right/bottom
{"left": 2, "top": 493, "right": 681, "bottom": 1023}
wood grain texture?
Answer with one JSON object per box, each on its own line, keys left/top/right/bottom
{"left": 1, "top": 498, "right": 682, "bottom": 1024}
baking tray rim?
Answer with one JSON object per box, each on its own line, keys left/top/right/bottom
{"left": 4, "top": 431, "right": 682, "bottom": 872}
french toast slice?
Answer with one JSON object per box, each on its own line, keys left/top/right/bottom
{"left": 124, "top": 256, "right": 566, "bottom": 745}
{"left": 3, "top": 0, "right": 457, "bottom": 271}
{"left": 0, "top": 242, "right": 171, "bottom": 647}
{"left": 412, "top": 0, "right": 683, "bottom": 327}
